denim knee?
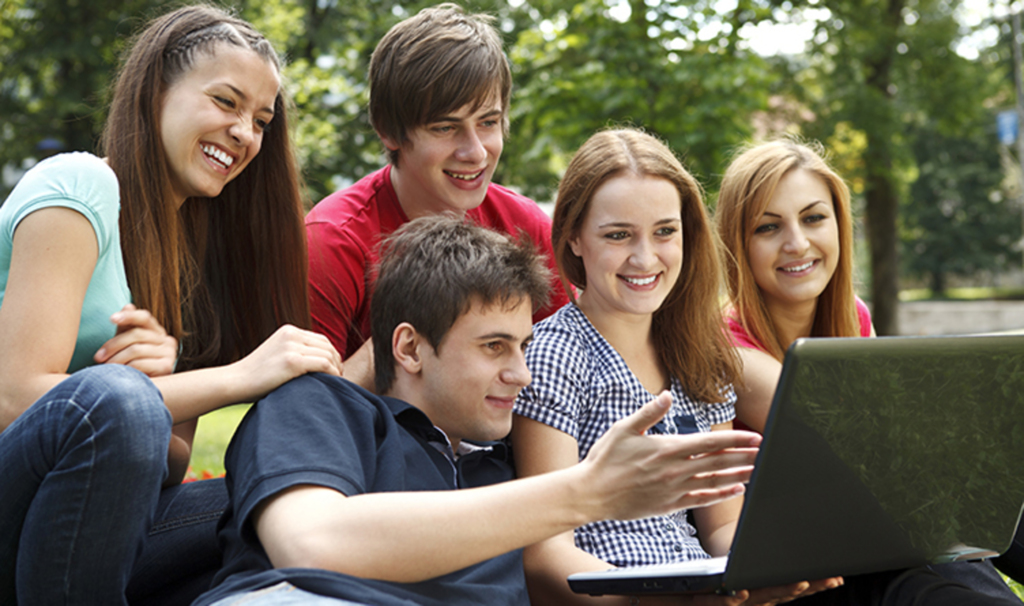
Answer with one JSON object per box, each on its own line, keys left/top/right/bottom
{"left": 55, "top": 365, "right": 172, "bottom": 474}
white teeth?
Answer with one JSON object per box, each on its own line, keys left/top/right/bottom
{"left": 782, "top": 261, "right": 814, "bottom": 273}
{"left": 623, "top": 275, "right": 657, "bottom": 286}
{"left": 445, "top": 170, "right": 483, "bottom": 181}
{"left": 202, "top": 145, "right": 234, "bottom": 168}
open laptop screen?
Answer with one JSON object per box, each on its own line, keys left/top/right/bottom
{"left": 569, "top": 334, "right": 1024, "bottom": 596}
{"left": 726, "top": 334, "right": 1024, "bottom": 590}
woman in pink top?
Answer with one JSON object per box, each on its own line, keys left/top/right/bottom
{"left": 714, "top": 139, "right": 874, "bottom": 434}
{"left": 714, "top": 138, "right": 1024, "bottom": 593}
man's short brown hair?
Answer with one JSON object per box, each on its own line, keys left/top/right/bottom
{"left": 368, "top": 3, "right": 512, "bottom": 165}
{"left": 370, "top": 215, "right": 550, "bottom": 394}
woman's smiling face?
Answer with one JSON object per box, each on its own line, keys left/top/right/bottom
{"left": 571, "top": 173, "right": 683, "bottom": 322}
{"left": 748, "top": 168, "right": 840, "bottom": 310}
{"left": 160, "top": 43, "right": 280, "bottom": 207}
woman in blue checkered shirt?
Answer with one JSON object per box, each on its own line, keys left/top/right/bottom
{"left": 510, "top": 129, "right": 834, "bottom": 605}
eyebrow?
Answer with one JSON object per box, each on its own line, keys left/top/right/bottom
{"left": 761, "top": 200, "right": 827, "bottom": 218}
{"left": 477, "top": 332, "right": 516, "bottom": 342}
{"left": 477, "top": 331, "right": 534, "bottom": 344}
{"left": 433, "top": 108, "right": 503, "bottom": 124}
{"left": 224, "top": 83, "right": 276, "bottom": 117}
{"left": 596, "top": 217, "right": 681, "bottom": 229}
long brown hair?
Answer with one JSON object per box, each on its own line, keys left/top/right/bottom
{"left": 553, "top": 128, "right": 739, "bottom": 403}
{"left": 715, "top": 138, "right": 857, "bottom": 361}
{"left": 99, "top": 4, "right": 309, "bottom": 370}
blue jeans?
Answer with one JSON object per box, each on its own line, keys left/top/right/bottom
{"left": 127, "top": 477, "right": 229, "bottom": 606}
{"left": 208, "top": 582, "right": 367, "bottom": 605}
{"left": 0, "top": 365, "right": 171, "bottom": 605}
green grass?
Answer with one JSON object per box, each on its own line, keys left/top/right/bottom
{"left": 1006, "top": 576, "right": 1024, "bottom": 600}
{"left": 186, "top": 403, "right": 250, "bottom": 479}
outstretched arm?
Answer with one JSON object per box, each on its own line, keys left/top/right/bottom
{"left": 255, "top": 393, "right": 759, "bottom": 584}
{"left": 513, "top": 411, "right": 840, "bottom": 606}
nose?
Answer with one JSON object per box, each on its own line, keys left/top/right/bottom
{"left": 629, "top": 236, "right": 657, "bottom": 269}
{"left": 501, "top": 350, "right": 532, "bottom": 388}
{"left": 782, "top": 225, "right": 810, "bottom": 255}
{"left": 228, "top": 116, "right": 255, "bottom": 148}
{"left": 454, "top": 127, "right": 486, "bottom": 164}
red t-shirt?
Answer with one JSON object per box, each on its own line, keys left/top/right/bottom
{"left": 306, "top": 166, "right": 569, "bottom": 358}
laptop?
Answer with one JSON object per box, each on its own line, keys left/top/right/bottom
{"left": 568, "top": 334, "right": 1024, "bottom": 596}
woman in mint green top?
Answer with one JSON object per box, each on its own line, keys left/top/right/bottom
{"left": 0, "top": 6, "right": 342, "bottom": 605}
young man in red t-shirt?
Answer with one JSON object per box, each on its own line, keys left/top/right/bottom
{"left": 306, "top": 4, "right": 568, "bottom": 389}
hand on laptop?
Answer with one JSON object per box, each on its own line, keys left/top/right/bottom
{"left": 727, "top": 577, "right": 844, "bottom": 605}
{"left": 631, "top": 576, "right": 844, "bottom": 605}
{"left": 577, "top": 391, "right": 762, "bottom": 522}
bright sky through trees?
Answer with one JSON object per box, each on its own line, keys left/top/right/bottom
{"left": 576, "top": 0, "right": 1012, "bottom": 58}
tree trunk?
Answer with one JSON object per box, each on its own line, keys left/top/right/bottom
{"left": 863, "top": 141, "right": 901, "bottom": 335}
{"left": 859, "top": 0, "right": 905, "bottom": 336}
{"left": 930, "top": 269, "right": 946, "bottom": 297}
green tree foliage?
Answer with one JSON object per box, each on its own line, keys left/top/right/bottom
{"left": 0, "top": 0, "right": 169, "bottom": 186}
{"left": 903, "top": 117, "right": 1020, "bottom": 295}
{"left": 503, "top": 0, "right": 776, "bottom": 201}
{"left": 891, "top": 0, "right": 1017, "bottom": 287}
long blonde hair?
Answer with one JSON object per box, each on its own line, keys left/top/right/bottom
{"left": 554, "top": 128, "right": 739, "bottom": 402}
{"left": 715, "top": 138, "right": 857, "bottom": 361}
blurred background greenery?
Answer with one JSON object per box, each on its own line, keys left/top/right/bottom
{"left": 5, "top": 0, "right": 1024, "bottom": 337}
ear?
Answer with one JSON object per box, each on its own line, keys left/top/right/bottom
{"left": 377, "top": 130, "right": 401, "bottom": 152}
{"left": 568, "top": 233, "right": 583, "bottom": 258}
{"left": 391, "top": 322, "right": 425, "bottom": 375}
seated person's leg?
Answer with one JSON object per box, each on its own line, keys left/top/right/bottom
{"left": 205, "top": 581, "right": 369, "bottom": 605}
{"left": 794, "top": 568, "right": 1022, "bottom": 605}
{"left": 127, "top": 478, "right": 229, "bottom": 606}
{"left": 927, "top": 560, "right": 1021, "bottom": 602}
{"left": 0, "top": 365, "right": 170, "bottom": 605}
{"left": 993, "top": 525, "right": 1024, "bottom": 585}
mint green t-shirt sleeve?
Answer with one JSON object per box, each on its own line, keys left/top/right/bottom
{"left": 0, "top": 152, "right": 132, "bottom": 373}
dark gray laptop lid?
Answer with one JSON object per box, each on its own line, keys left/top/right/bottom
{"left": 725, "top": 334, "right": 1024, "bottom": 591}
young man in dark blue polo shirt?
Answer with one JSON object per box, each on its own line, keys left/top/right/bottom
{"left": 195, "top": 216, "right": 783, "bottom": 606}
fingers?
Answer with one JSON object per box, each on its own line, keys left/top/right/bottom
{"left": 687, "top": 589, "right": 750, "bottom": 605}
{"left": 273, "top": 324, "right": 343, "bottom": 377}
{"left": 674, "top": 430, "right": 762, "bottom": 458}
{"left": 742, "top": 577, "right": 843, "bottom": 605}
{"left": 795, "top": 577, "right": 843, "bottom": 600}
{"left": 110, "top": 304, "right": 165, "bottom": 335}
{"left": 616, "top": 391, "right": 673, "bottom": 436}
{"left": 102, "top": 337, "right": 176, "bottom": 364}
{"left": 98, "top": 332, "right": 178, "bottom": 376}
{"left": 613, "top": 400, "right": 762, "bottom": 459}
{"left": 97, "top": 305, "right": 167, "bottom": 359}
{"left": 95, "top": 306, "right": 177, "bottom": 375}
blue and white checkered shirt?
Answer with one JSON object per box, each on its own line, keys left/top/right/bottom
{"left": 515, "top": 303, "right": 736, "bottom": 567}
